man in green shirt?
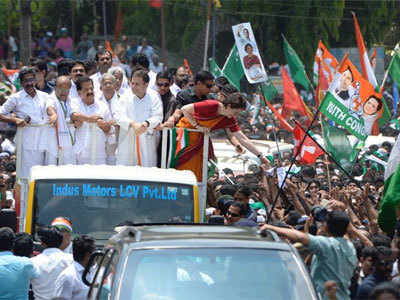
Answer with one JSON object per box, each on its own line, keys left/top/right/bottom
{"left": 261, "top": 210, "right": 357, "bottom": 300}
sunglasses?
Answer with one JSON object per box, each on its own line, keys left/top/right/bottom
{"left": 226, "top": 211, "right": 240, "bottom": 218}
{"left": 205, "top": 83, "right": 213, "bottom": 89}
{"left": 157, "top": 82, "right": 169, "bottom": 87}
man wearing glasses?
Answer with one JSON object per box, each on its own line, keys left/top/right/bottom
{"left": 224, "top": 201, "right": 257, "bottom": 227}
{"left": 163, "top": 70, "right": 215, "bottom": 128}
{"left": 0, "top": 67, "right": 58, "bottom": 178}
{"left": 155, "top": 71, "right": 178, "bottom": 123}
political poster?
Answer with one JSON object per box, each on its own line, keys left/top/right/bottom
{"left": 320, "top": 56, "right": 385, "bottom": 141}
{"left": 232, "top": 22, "right": 268, "bottom": 84}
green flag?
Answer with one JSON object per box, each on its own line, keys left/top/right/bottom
{"left": 209, "top": 58, "right": 223, "bottom": 78}
{"left": 261, "top": 78, "right": 278, "bottom": 101}
{"left": 388, "top": 52, "right": 400, "bottom": 87}
{"left": 282, "top": 35, "right": 310, "bottom": 90}
{"left": 222, "top": 44, "right": 244, "bottom": 90}
{"left": 322, "top": 120, "right": 358, "bottom": 172}
{"left": 378, "top": 133, "right": 400, "bottom": 233}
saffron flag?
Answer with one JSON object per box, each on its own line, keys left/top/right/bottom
{"left": 114, "top": 1, "right": 123, "bottom": 40}
{"left": 293, "top": 122, "right": 324, "bottom": 165}
{"left": 352, "top": 12, "right": 378, "bottom": 87}
{"left": 283, "top": 35, "right": 310, "bottom": 90}
{"left": 320, "top": 56, "right": 384, "bottom": 140}
{"left": 183, "top": 59, "right": 193, "bottom": 76}
{"left": 378, "top": 133, "right": 400, "bottom": 233}
{"left": 313, "top": 40, "right": 339, "bottom": 85}
{"left": 281, "top": 66, "right": 313, "bottom": 122}
{"left": 315, "top": 59, "right": 329, "bottom": 108}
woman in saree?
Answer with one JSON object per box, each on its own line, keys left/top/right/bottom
{"left": 176, "top": 92, "right": 269, "bottom": 181}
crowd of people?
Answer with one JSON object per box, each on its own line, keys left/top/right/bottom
{"left": 0, "top": 30, "right": 399, "bottom": 300}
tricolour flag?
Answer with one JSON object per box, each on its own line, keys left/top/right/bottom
{"left": 352, "top": 12, "right": 378, "bottom": 87}
{"left": 313, "top": 40, "right": 338, "bottom": 85}
{"left": 168, "top": 128, "right": 189, "bottom": 168}
{"left": 283, "top": 35, "right": 310, "bottom": 90}
{"left": 222, "top": 44, "right": 244, "bottom": 90}
{"left": 315, "top": 58, "right": 329, "bottom": 108}
{"left": 378, "top": 133, "right": 400, "bottom": 233}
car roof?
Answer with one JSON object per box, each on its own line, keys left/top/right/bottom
{"left": 29, "top": 165, "right": 197, "bottom": 185}
{"left": 107, "top": 225, "right": 292, "bottom": 251}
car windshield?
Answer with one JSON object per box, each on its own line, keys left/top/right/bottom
{"left": 33, "top": 179, "right": 194, "bottom": 240}
{"left": 119, "top": 248, "right": 315, "bottom": 300}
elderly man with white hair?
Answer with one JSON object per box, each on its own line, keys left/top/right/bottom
{"left": 98, "top": 73, "right": 119, "bottom": 165}
{"left": 108, "top": 66, "right": 129, "bottom": 98}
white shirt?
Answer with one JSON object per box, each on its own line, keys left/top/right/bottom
{"left": 115, "top": 88, "right": 163, "bottom": 167}
{"left": 68, "top": 80, "right": 80, "bottom": 102}
{"left": 0, "top": 89, "right": 55, "bottom": 151}
{"left": 54, "top": 261, "right": 91, "bottom": 300}
{"left": 1, "top": 138, "right": 15, "bottom": 154}
{"left": 90, "top": 72, "right": 103, "bottom": 97}
{"left": 48, "top": 93, "right": 75, "bottom": 149}
{"left": 98, "top": 92, "right": 119, "bottom": 146}
{"left": 31, "top": 248, "right": 73, "bottom": 300}
{"left": 71, "top": 98, "right": 112, "bottom": 162}
{"left": 148, "top": 70, "right": 157, "bottom": 91}
{"left": 170, "top": 83, "right": 181, "bottom": 97}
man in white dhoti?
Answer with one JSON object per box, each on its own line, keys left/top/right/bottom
{"left": 98, "top": 73, "right": 119, "bottom": 165}
{"left": 90, "top": 49, "right": 113, "bottom": 96}
{"left": 71, "top": 76, "right": 112, "bottom": 165}
{"left": 0, "top": 67, "right": 58, "bottom": 178}
{"left": 49, "top": 76, "right": 76, "bottom": 164}
{"left": 116, "top": 69, "right": 163, "bottom": 167}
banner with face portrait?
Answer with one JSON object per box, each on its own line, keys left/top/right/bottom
{"left": 232, "top": 23, "right": 268, "bottom": 84}
{"left": 320, "top": 57, "right": 384, "bottom": 141}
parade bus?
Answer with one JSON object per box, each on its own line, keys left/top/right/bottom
{"left": 22, "top": 165, "right": 200, "bottom": 243}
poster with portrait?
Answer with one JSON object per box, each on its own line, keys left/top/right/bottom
{"left": 320, "top": 56, "right": 385, "bottom": 140}
{"left": 232, "top": 22, "right": 268, "bottom": 84}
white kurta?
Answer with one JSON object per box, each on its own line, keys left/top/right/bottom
{"left": 71, "top": 98, "right": 112, "bottom": 165}
{"left": 48, "top": 93, "right": 76, "bottom": 164}
{"left": 0, "top": 89, "right": 57, "bottom": 178}
{"left": 68, "top": 80, "right": 80, "bottom": 102}
{"left": 89, "top": 72, "right": 103, "bottom": 98}
{"left": 98, "top": 93, "right": 120, "bottom": 165}
{"left": 115, "top": 89, "right": 163, "bottom": 167}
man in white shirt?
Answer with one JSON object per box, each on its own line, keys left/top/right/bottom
{"left": 137, "top": 38, "right": 155, "bottom": 66}
{"left": 54, "top": 235, "right": 96, "bottom": 300}
{"left": 108, "top": 66, "right": 129, "bottom": 97}
{"left": 50, "top": 76, "right": 76, "bottom": 164}
{"left": 116, "top": 69, "right": 163, "bottom": 167}
{"left": 90, "top": 49, "right": 113, "bottom": 96}
{"left": 69, "top": 60, "right": 86, "bottom": 101}
{"left": 170, "top": 65, "right": 188, "bottom": 97}
{"left": 0, "top": 67, "right": 58, "bottom": 178}
{"left": 98, "top": 73, "right": 119, "bottom": 165}
{"left": 31, "top": 226, "right": 72, "bottom": 300}
{"left": 71, "top": 76, "right": 112, "bottom": 165}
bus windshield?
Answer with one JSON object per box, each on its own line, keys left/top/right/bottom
{"left": 33, "top": 179, "right": 195, "bottom": 240}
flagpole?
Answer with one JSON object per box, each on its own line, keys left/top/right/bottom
{"left": 319, "top": 121, "right": 332, "bottom": 192}
{"left": 202, "top": 0, "right": 212, "bottom": 70}
{"left": 266, "top": 105, "right": 323, "bottom": 223}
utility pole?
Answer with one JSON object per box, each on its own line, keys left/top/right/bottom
{"left": 19, "top": 0, "right": 32, "bottom": 65}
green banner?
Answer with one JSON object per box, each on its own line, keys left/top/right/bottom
{"left": 320, "top": 92, "right": 367, "bottom": 141}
